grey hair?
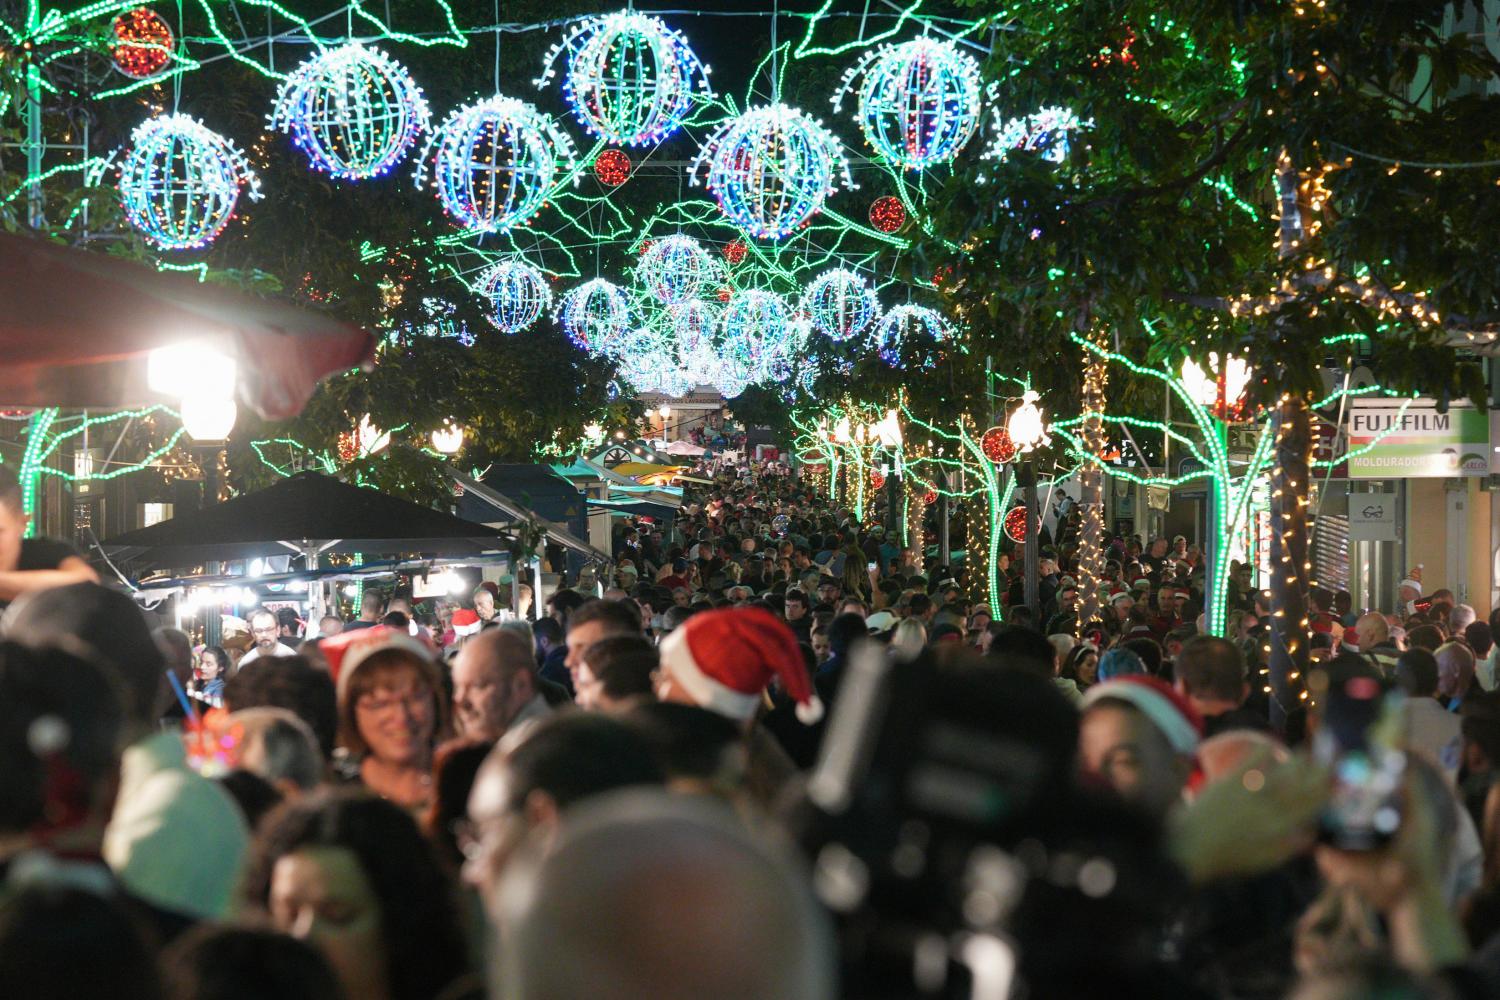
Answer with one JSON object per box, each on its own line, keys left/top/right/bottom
{"left": 229, "top": 708, "right": 324, "bottom": 791}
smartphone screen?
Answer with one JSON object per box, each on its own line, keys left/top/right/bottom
{"left": 867, "top": 562, "right": 878, "bottom": 571}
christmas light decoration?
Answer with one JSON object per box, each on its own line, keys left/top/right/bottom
{"left": 111, "top": 8, "right": 174, "bottom": 80}
{"left": 720, "top": 289, "right": 793, "bottom": 381}
{"left": 479, "top": 258, "right": 552, "bottom": 333}
{"left": 1181, "top": 353, "right": 1253, "bottom": 421}
{"left": 1074, "top": 328, "right": 1110, "bottom": 628}
{"left": 871, "top": 304, "right": 953, "bottom": 365}
{"left": 559, "top": 278, "right": 631, "bottom": 351}
{"left": 593, "top": 148, "right": 631, "bottom": 185}
{"left": 669, "top": 298, "right": 718, "bottom": 356}
{"left": 693, "top": 104, "right": 852, "bottom": 239}
{"left": 118, "top": 114, "right": 262, "bottom": 250}
{"left": 1006, "top": 390, "right": 1049, "bottom": 453}
{"left": 722, "top": 239, "right": 747, "bottom": 265}
{"left": 538, "top": 10, "right": 710, "bottom": 146}
{"left": 980, "top": 425, "right": 1016, "bottom": 464}
{"left": 802, "top": 267, "right": 881, "bottom": 342}
{"left": 1003, "top": 504, "right": 1029, "bottom": 543}
{"left": 834, "top": 37, "right": 983, "bottom": 171}
{"left": 870, "top": 470, "right": 886, "bottom": 491}
{"left": 270, "top": 43, "right": 430, "bottom": 181}
{"left": 868, "top": 195, "right": 906, "bottom": 232}
{"left": 635, "top": 234, "right": 718, "bottom": 304}
{"left": 984, "top": 106, "right": 1088, "bottom": 164}
{"left": 418, "top": 95, "right": 577, "bottom": 233}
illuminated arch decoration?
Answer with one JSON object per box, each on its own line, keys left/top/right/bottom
{"left": 870, "top": 303, "right": 953, "bottom": 366}
{"left": 479, "top": 259, "right": 552, "bottom": 333}
{"left": 558, "top": 278, "right": 631, "bottom": 352}
{"left": 984, "top": 106, "right": 1089, "bottom": 164}
{"left": 834, "top": 37, "right": 983, "bottom": 171}
{"left": 693, "top": 104, "right": 852, "bottom": 240}
{"left": 538, "top": 10, "right": 710, "bottom": 146}
{"left": 802, "top": 268, "right": 881, "bottom": 342}
{"left": 636, "top": 234, "right": 718, "bottom": 304}
{"left": 418, "top": 95, "right": 577, "bottom": 233}
{"left": 118, "top": 114, "right": 262, "bottom": 250}
{"left": 270, "top": 44, "right": 430, "bottom": 181}
{"left": 111, "top": 8, "right": 174, "bottom": 80}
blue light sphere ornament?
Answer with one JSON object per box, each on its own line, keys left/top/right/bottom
{"left": 802, "top": 268, "right": 881, "bottom": 342}
{"left": 669, "top": 298, "right": 718, "bottom": 356}
{"left": 418, "top": 95, "right": 577, "bottom": 233}
{"left": 872, "top": 304, "right": 954, "bottom": 366}
{"left": 270, "top": 43, "right": 430, "bottom": 180}
{"left": 834, "top": 37, "right": 983, "bottom": 171}
{"left": 479, "top": 259, "right": 552, "bottom": 333}
{"left": 636, "top": 235, "right": 718, "bottom": 304}
{"left": 559, "top": 278, "right": 631, "bottom": 352}
{"left": 118, "top": 114, "right": 262, "bottom": 250}
{"left": 719, "top": 290, "right": 793, "bottom": 381}
{"left": 984, "top": 106, "right": 1088, "bottom": 164}
{"left": 537, "top": 11, "right": 710, "bottom": 146}
{"left": 693, "top": 104, "right": 852, "bottom": 240}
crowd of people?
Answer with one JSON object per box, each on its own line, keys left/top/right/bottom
{"left": 2, "top": 457, "right": 1500, "bottom": 998}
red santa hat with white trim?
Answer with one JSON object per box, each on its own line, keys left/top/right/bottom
{"left": 658, "top": 607, "right": 824, "bottom": 724}
{"left": 451, "top": 609, "right": 482, "bottom": 637}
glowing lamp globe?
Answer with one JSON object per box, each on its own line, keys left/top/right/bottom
{"left": 181, "top": 396, "right": 237, "bottom": 441}
{"left": 418, "top": 96, "right": 576, "bottom": 233}
{"left": 539, "top": 11, "right": 710, "bottom": 146}
{"left": 1006, "top": 390, "right": 1050, "bottom": 453}
{"left": 868, "top": 195, "right": 906, "bottom": 233}
{"left": 979, "top": 425, "right": 1016, "bottom": 464}
{"left": 871, "top": 304, "right": 953, "bottom": 366}
{"left": 118, "top": 114, "right": 262, "bottom": 250}
{"left": 354, "top": 415, "right": 391, "bottom": 457}
{"left": 593, "top": 148, "right": 631, "bottom": 185}
{"left": 270, "top": 44, "right": 430, "bottom": 181}
{"left": 693, "top": 104, "right": 852, "bottom": 240}
{"left": 1004, "top": 505, "right": 1030, "bottom": 543}
{"left": 559, "top": 278, "right": 631, "bottom": 351}
{"left": 802, "top": 268, "right": 880, "bottom": 342}
{"left": 111, "top": 8, "right": 174, "bottom": 80}
{"left": 479, "top": 259, "right": 552, "bottom": 333}
{"left": 636, "top": 235, "right": 717, "bottom": 304}
{"left": 430, "top": 421, "right": 465, "bottom": 454}
{"left": 835, "top": 37, "right": 983, "bottom": 171}
{"left": 1180, "top": 353, "right": 1252, "bottom": 420}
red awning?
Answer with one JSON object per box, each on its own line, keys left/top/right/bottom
{"left": 0, "top": 233, "right": 375, "bottom": 419}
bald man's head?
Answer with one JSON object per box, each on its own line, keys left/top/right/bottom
{"left": 1354, "top": 612, "right": 1389, "bottom": 651}
{"left": 452, "top": 628, "right": 537, "bottom": 742}
{"left": 494, "top": 790, "right": 833, "bottom": 1000}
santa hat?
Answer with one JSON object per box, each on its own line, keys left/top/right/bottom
{"left": 1399, "top": 564, "right": 1423, "bottom": 593}
{"left": 315, "top": 625, "right": 433, "bottom": 690}
{"left": 1081, "top": 675, "right": 1203, "bottom": 756}
{"left": 452, "top": 609, "right": 482, "bottom": 637}
{"left": 659, "top": 607, "right": 823, "bottom": 724}
{"left": 1110, "top": 591, "right": 1133, "bottom": 606}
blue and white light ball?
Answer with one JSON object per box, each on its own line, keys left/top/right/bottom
{"left": 719, "top": 290, "right": 794, "bottom": 380}
{"left": 538, "top": 11, "right": 710, "bottom": 146}
{"left": 636, "top": 235, "right": 718, "bottom": 304}
{"left": 693, "top": 104, "right": 852, "bottom": 240}
{"left": 835, "top": 37, "right": 983, "bottom": 171}
{"left": 479, "top": 259, "right": 552, "bottom": 333}
{"left": 118, "top": 114, "right": 262, "bottom": 250}
{"left": 418, "top": 95, "right": 576, "bottom": 233}
{"left": 559, "top": 278, "right": 631, "bottom": 352}
{"left": 984, "top": 106, "right": 1088, "bottom": 165}
{"left": 872, "top": 304, "right": 954, "bottom": 365}
{"left": 270, "top": 43, "right": 429, "bottom": 180}
{"left": 802, "top": 268, "right": 881, "bottom": 342}
{"left": 668, "top": 298, "right": 718, "bottom": 356}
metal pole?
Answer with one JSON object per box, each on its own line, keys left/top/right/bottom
{"left": 937, "top": 469, "right": 952, "bottom": 567}
{"left": 24, "top": 63, "right": 44, "bottom": 230}
{"left": 1022, "top": 461, "right": 1039, "bottom": 615}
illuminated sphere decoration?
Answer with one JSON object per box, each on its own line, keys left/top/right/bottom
{"left": 980, "top": 425, "right": 1017, "bottom": 464}
{"left": 418, "top": 95, "right": 577, "bottom": 233}
{"left": 802, "top": 268, "right": 881, "bottom": 342}
{"left": 111, "top": 8, "right": 174, "bottom": 80}
{"left": 636, "top": 235, "right": 718, "bottom": 304}
{"left": 1004, "top": 505, "right": 1030, "bottom": 543}
{"left": 868, "top": 195, "right": 906, "bottom": 233}
{"left": 538, "top": 11, "right": 710, "bottom": 146}
{"left": 669, "top": 298, "right": 718, "bottom": 355}
{"left": 923, "top": 489, "right": 939, "bottom": 505}
{"left": 719, "top": 290, "right": 791, "bottom": 380}
{"left": 870, "top": 470, "right": 886, "bottom": 492}
{"left": 870, "top": 304, "right": 953, "bottom": 366}
{"left": 984, "top": 105, "right": 1088, "bottom": 165}
{"left": 558, "top": 278, "right": 631, "bottom": 352}
{"left": 835, "top": 37, "right": 983, "bottom": 171}
{"left": 270, "top": 44, "right": 430, "bottom": 181}
{"left": 118, "top": 114, "right": 262, "bottom": 250}
{"left": 722, "top": 239, "right": 747, "bottom": 265}
{"left": 593, "top": 148, "right": 631, "bottom": 185}
{"left": 479, "top": 259, "right": 552, "bottom": 333}
{"left": 693, "top": 104, "right": 852, "bottom": 240}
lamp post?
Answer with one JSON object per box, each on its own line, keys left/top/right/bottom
{"left": 1007, "top": 391, "right": 1049, "bottom": 618}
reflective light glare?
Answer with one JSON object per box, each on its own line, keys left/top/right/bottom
{"left": 180, "top": 395, "right": 237, "bottom": 441}
{"left": 149, "top": 343, "right": 237, "bottom": 396}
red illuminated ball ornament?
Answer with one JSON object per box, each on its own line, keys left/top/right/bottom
{"left": 593, "top": 148, "right": 631, "bottom": 186}
{"left": 722, "top": 239, "right": 747, "bottom": 265}
{"left": 870, "top": 470, "right": 886, "bottom": 491}
{"left": 111, "top": 8, "right": 174, "bottom": 80}
{"left": 922, "top": 489, "right": 938, "bottom": 505}
{"left": 716, "top": 285, "right": 733, "bottom": 303}
{"left": 980, "top": 426, "right": 1016, "bottom": 464}
{"left": 868, "top": 195, "right": 906, "bottom": 233}
{"left": 1004, "top": 505, "right": 1029, "bottom": 543}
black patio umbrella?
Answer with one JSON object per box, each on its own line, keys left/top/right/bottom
{"left": 102, "top": 472, "right": 508, "bottom": 570}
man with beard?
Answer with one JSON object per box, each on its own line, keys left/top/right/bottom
{"left": 452, "top": 629, "right": 552, "bottom": 743}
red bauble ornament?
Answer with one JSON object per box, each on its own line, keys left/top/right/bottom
{"left": 980, "top": 426, "right": 1017, "bottom": 464}
{"left": 722, "top": 239, "right": 747, "bottom": 265}
{"left": 868, "top": 196, "right": 906, "bottom": 233}
{"left": 870, "top": 471, "right": 886, "bottom": 491}
{"left": 336, "top": 431, "right": 356, "bottom": 464}
{"left": 111, "top": 8, "right": 174, "bottom": 80}
{"left": 593, "top": 148, "right": 631, "bottom": 186}
{"left": 1004, "top": 505, "right": 1030, "bottom": 543}
{"left": 922, "top": 489, "right": 938, "bottom": 505}
{"left": 716, "top": 285, "right": 733, "bottom": 303}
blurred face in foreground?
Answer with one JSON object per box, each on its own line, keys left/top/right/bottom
{"left": 271, "top": 846, "right": 389, "bottom": 1000}
{"left": 1078, "top": 702, "right": 1186, "bottom": 819}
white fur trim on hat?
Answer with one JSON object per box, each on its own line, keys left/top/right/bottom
{"left": 658, "top": 626, "right": 762, "bottom": 722}
{"left": 1081, "top": 681, "right": 1200, "bottom": 756}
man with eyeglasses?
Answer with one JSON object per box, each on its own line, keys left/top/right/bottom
{"left": 237, "top": 607, "right": 297, "bottom": 669}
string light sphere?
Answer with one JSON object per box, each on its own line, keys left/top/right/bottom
{"left": 118, "top": 114, "right": 262, "bottom": 250}
{"left": 418, "top": 95, "right": 577, "bottom": 233}
{"left": 722, "top": 239, "right": 747, "bottom": 265}
{"left": 479, "top": 259, "right": 552, "bottom": 333}
{"left": 868, "top": 195, "right": 906, "bottom": 232}
{"left": 834, "top": 37, "right": 983, "bottom": 171}
{"left": 923, "top": 489, "right": 939, "bottom": 505}
{"left": 870, "top": 304, "right": 953, "bottom": 365}
{"left": 693, "top": 104, "right": 852, "bottom": 240}
{"left": 802, "top": 268, "right": 881, "bottom": 342}
{"left": 1004, "top": 505, "right": 1030, "bottom": 543}
{"left": 538, "top": 11, "right": 710, "bottom": 146}
{"left": 720, "top": 290, "right": 794, "bottom": 382}
{"left": 984, "top": 106, "right": 1089, "bottom": 164}
{"left": 980, "top": 425, "right": 1017, "bottom": 464}
{"left": 669, "top": 298, "right": 718, "bottom": 356}
{"left": 870, "top": 470, "right": 886, "bottom": 491}
{"left": 558, "top": 278, "right": 631, "bottom": 352}
{"left": 270, "top": 44, "right": 430, "bottom": 181}
{"left": 635, "top": 235, "right": 719, "bottom": 304}
{"left": 593, "top": 148, "right": 631, "bottom": 185}
{"left": 111, "top": 8, "right": 174, "bottom": 80}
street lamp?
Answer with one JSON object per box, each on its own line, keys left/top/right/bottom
{"left": 1179, "top": 353, "right": 1252, "bottom": 635}
{"left": 430, "top": 421, "right": 464, "bottom": 454}
{"left": 1006, "top": 390, "right": 1049, "bottom": 453}
{"left": 1006, "top": 390, "right": 1050, "bottom": 616}
{"left": 180, "top": 396, "right": 237, "bottom": 441}
{"left": 1181, "top": 353, "right": 1251, "bottom": 420}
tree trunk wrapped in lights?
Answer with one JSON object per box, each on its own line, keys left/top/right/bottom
{"left": 1075, "top": 333, "right": 1109, "bottom": 628}
{"left": 1268, "top": 392, "right": 1312, "bottom": 737}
